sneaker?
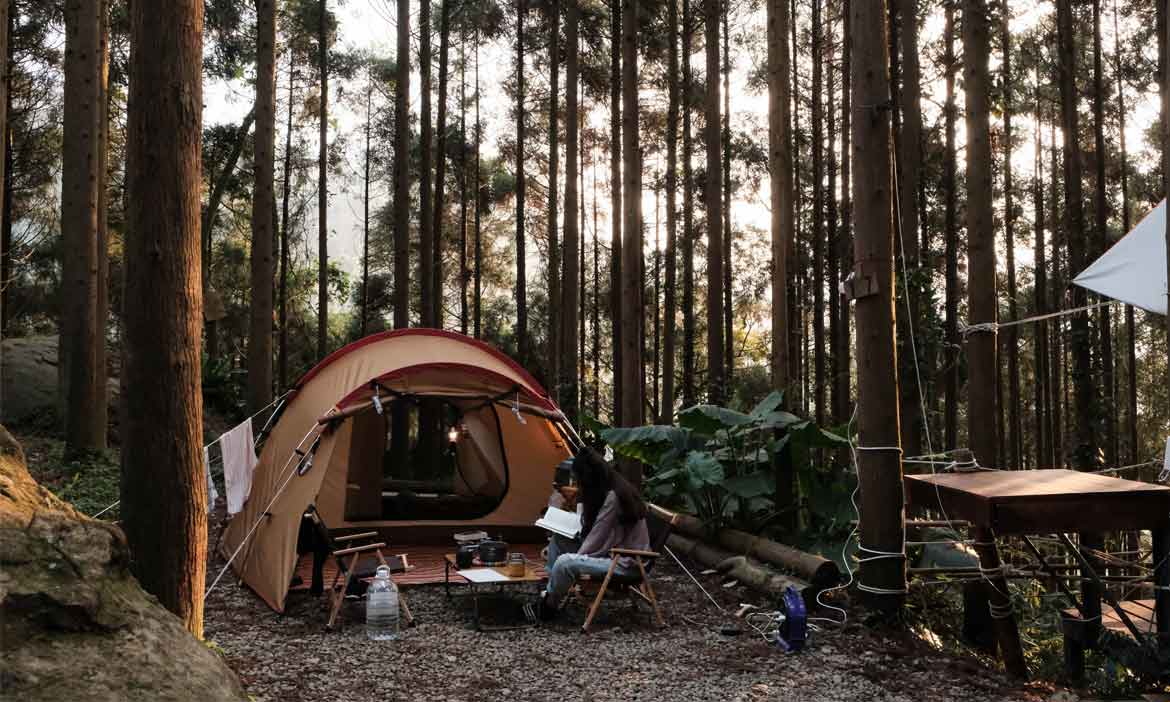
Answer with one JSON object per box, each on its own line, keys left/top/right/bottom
{"left": 536, "top": 592, "right": 560, "bottom": 621}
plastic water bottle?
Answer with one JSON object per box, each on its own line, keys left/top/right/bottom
{"left": 366, "top": 565, "right": 399, "bottom": 640}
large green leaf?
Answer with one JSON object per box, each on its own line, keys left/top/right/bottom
{"left": 678, "top": 404, "right": 753, "bottom": 436}
{"left": 599, "top": 425, "right": 684, "bottom": 466}
{"left": 749, "top": 390, "right": 785, "bottom": 418}
{"left": 682, "top": 451, "right": 725, "bottom": 491}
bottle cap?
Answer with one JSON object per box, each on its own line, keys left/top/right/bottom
{"left": 375, "top": 565, "right": 391, "bottom": 579}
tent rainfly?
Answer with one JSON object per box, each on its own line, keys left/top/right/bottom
{"left": 220, "top": 329, "right": 576, "bottom": 612}
{"left": 1073, "top": 198, "right": 1169, "bottom": 316}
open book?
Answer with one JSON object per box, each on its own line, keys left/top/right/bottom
{"left": 535, "top": 505, "right": 581, "bottom": 539}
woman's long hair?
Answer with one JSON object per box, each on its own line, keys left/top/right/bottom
{"left": 574, "top": 447, "right": 646, "bottom": 537}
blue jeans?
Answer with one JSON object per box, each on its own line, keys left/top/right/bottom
{"left": 546, "top": 553, "right": 634, "bottom": 607}
{"left": 546, "top": 534, "right": 580, "bottom": 571}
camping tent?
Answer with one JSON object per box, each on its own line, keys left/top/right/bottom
{"left": 220, "top": 329, "right": 576, "bottom": 612}
{"left": 1073, "top": 198, "right": 1168, "bottom": 315}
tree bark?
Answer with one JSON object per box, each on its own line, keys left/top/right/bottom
{"left": 60, "top": 0, "right": 107, "bottom": 455}
{"left": 279, "top": 53, "right": 295, "bottom": 390}
{"left": 516, "top": 0, "right": 527, "bottom": 359}
{"left": 1113, "top": 0, "right": 1135, "bottom": 466}
{"left": 610, "top": 0, "right": 623, "bottom": 422}
{"left": 361, "top": 70, "right": 372, "bottom": 337}
{"left": 122, "top": 0, "right": 206, "bottom": 635}
{"left": 1057, "top": 0, "right": 1103, "bottom": 648}
{"left": 1091, "top": 0, "right": 1115, "bottom": 468}
{"left": 0, "top": 1, "right": 8, "bottom": 338}
{"left": 721, "top": 0, "right": 733, "bottom": 387}
{"left": 680, "top": 0, "right": 694, "bottom": 409}
{"left": 1032, "top": 74, "right": 1050, "bottom": 470}
{"left": 810, "top": 0, "right": 824, "bottom": 425}
{"left": 897, "top": 0, "right": 923, "bottom": 458}
{"left": 316, "top": 0, "right": 329, "bottom": 358}
{"left": 433, "top": 0, "right": 451, "bottom": 329}
{"left": 943, "top": 2, "right": 958, "bottom": 451}
{"left": 460, "top": 30, "right": 469, "bottom": 334}
{"left": 666, "top": 533, "right": 811, "bottom": 598}
{"left": 562, "top": 0, "right": 580, "bottom": 421}
{"left": 419, "top": 0, "right": 434, "bottom": 328}
{"left": 850, "top": 0, "right": 904, "bottom": 613}
{"left": 249, "top": 0, "right": 276, "bottom": 413}
{"left": 547, "top": 0, "right": 560, "bottom": 387}
{"left": 704, "top": 0, "right": 724, "bottom": 404}
{"left": 965, "top": 0, "right": 1027, "bottom": 677}
{"left": 473, "top": 31, "right": 483, "bottom": 337}
{"left": 767, "top": 0, "right": 793, "bottom": 520}
{"left": 1001, "top": 6, "right": 1020, "bottom": 469}
{"left": 620, "top": 0, "right": 643, "bottom": 470}
{"left": 661, "top": 0, "right": 680, "bottom": 423}
{"left": 394, "top": 0, "right": 410, "bottom": 330}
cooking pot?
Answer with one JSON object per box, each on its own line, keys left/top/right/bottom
{"left": 456, "top": 544, "right": 478, "bottom": 569}
{"left": 478, "top": 539, "right": 508, "bottom": 565}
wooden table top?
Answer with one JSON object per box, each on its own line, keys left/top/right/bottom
{"left": 904, "top": 469, "right": 1170, "bottom": 534}
{"left": 444, "top": 553, "right": 545, "bottom": 583}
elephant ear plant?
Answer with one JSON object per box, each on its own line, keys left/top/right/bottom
{"left": 592, "top": 391, "right": 848, "bottom": 536}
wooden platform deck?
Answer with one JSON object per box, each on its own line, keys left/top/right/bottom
{"left": 904, "top": 469, "right": 1170, "bottom": 534}
{"left": 1064, "top": 599, "right": 1158, "bottom": 640}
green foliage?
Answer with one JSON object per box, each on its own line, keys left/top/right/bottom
{"left": 597, "top": 391, "right": 847, "bottom": 533}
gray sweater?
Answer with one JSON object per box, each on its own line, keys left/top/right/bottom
{"left": 578, "top": 491, "right": 651, "bottom": 568}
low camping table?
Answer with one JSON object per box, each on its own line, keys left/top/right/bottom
{"left": 443, "top": 554, "right": 544, "bottom": 632}
{"left": 904, "top": 469, "right": 1170, "bottom": 677}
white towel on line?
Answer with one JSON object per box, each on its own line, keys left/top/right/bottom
{"left": 221, "top": 419, "right": 258, "bottom": 514}
{"left": 204, "top": 446, "right": 219, "bottom": 513}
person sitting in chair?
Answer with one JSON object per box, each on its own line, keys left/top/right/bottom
{"left": 539, "top": 447, "right": 650, "bottom": 619}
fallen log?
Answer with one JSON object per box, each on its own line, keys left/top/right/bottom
{"left": 652, "top": 503, "right": 841, "bottom": 587}
{"left": 666, "top": 533, "right": 813, "bottom": 605}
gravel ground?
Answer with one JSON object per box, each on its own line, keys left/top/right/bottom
{"left": 203, "top": 552, "right": 1052, "bottom": 702}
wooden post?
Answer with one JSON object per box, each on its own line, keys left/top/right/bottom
{"left": 963, "top": 0, "right": 1028, "bottom": 679}
{"left": 1154, "top": 524, "right": 1170, "bottom": 643}
{"left": 848, "top": 0, "right": 905, "bottom": 614}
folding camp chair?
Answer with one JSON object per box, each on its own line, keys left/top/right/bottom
{"left": 302, "top": 506, "right": 415, "bottom": 629}
{"left": 580, "top": 512, "right": 671, "bottom": 632}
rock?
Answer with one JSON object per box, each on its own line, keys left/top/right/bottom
{"left": 0, "top": 336, "right": 120, "bottom": 425}
{"left": 0, "top": 425, "right": 247, "bottom": 701}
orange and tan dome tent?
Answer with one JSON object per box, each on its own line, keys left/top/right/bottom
{"left": 219, "top": 329, "right": 576, "bottom": 612}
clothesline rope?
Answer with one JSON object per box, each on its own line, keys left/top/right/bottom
{"left": 86, "top": 391, "right": 290, "bottom": 518}
{"left": 959, "top": 300, "right": 1118, "bottom": 338}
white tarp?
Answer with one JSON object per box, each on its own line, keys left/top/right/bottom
{"left": 1073, "top": 199, "right": 1168, "bottom": 316}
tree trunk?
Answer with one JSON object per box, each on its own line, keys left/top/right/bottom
{"left": 0, "top": 1, "right": 8, "bottom": 338}
{"left": 562, "top": 0, "right": 580, "bottom": 421}
{"left": 419, "top": 0, "right": 434, "bottom": 328}
{"left": 767, "top": 0, "right": 793, "bottom": 523}
{"left": 827, "top": 6, "right": 840, "bottom": 426}
{"left": 789, "top": 0, "right": 802, "bottom": 405}
{"left": 680, "top": 0, "right": 694, "bottom": 409}
{"left": 361, "top": 71, "right": 372, "bottom": 337}
{"left": 838, "top": 0, "right": 851, "bottom": 424}
{"left": 1057, "top": 0, "right": 1103, "bottom": 641}
{"left": 460, "top": 30, "right": 469, "bottom": 335}
{"left": 1091, "top": 0, "right": 1115, "bottom": 468}
{"left": 249, "top": 0, "right": 276, "bottom": 413}
{"left": 704, "top": 0, "right": 724, "bottom": 404}
{"left": 516, "top": 0, "right": 527, "bottom": 359}
{"left": 1113, "top": 0, "right": 1135, "bottom": 466}
{"left": 721, "top": 0, "right": 733, "bottom": 386}
{"left": 547, "top": 0, "right": 561, "bottom": 388}
{"left": 810, "top": 0, "right": 824, "bottom": 425}
{"left": 610, "top": 0, "right": 623, "bottom": 423}
{"left": 943, "top": 2, "right": 958, "bottom": 451}
{"left": 662, "top": 0, "right": 680, "bottom": 424}
{"left": 592, "top": 156, "right": 601, "bottom": 416}
{"left": 317, "top": 0, "right": 329, "bottom": 358}
{"left": 850, "top": 0, "right": 904, "bottom": 614}
{"left": 1032, "top": 74, "right": 1050, "bottom": 470}
{"left": 433, "top": 0, "right": 451, "bottom": 329}
{"left": 474, "top": 30, "right": 483, "bottom": 337}
{"left": 1001, "top": 7, "right": 1019, "bottom": 469}
{"left": 279, "top": 52, "right": 295, "bottom": 390}
{"left": 94, "top": 3, "right": 109, "bottom": 447}
{"left": 394, "top": 0, "right": 410, "bottom": 330}
{"left": 60, "top": 0, "right": 107, "bottom": 456}
{"left": 122, "top": 0, "right": 206, "bottom": 635}
{"left": 620, "top": 0, "right": 643, "bottom": 462}
{"left": 897, "top": 0, "right": 923, "bottom": 458}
